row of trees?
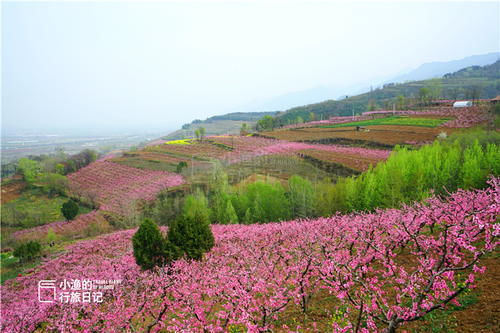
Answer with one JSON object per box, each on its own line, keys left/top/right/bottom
{"left": 13, "top": 149, "right": 98, "bottom": 177}
{"left": 13, "top": 149, "right": 98, "bottom": 197}
{"left": 133, "top": 171, "right": 315, "bottom": 270}
{"left": 316, "top": 133, "right": 499, "bottom": 215}
{"left": 371, "top": 81, "right": 486, "bottom": 113}
{"left": 256, "top": 113, "right": 318, "bottom": 131}
{"left": 183, "top": 170, "right": 318, "bottom": 225}
{"left": 146, "top": 131, "right": 499, "bottom": 227}
{"left": 17, "top": 157, "right": 69, "bottom": 197}
{"left": 194, "top": 126, "right": 206, "bottom": 142}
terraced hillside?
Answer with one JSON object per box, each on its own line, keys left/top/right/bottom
{"left": 260, "top": 105, "right": 495, "bottom": 148}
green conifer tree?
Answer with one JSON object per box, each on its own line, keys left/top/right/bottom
{"left": 223, "top": 200, "right": 239, "bottom": 224}
{"left": 61, "top": 200, "right": 79, "bottom": 222}
{"left": 132, "top": 218, "right": 176, "bottom": 270}
{"left": 167, "top": 210, "right": 214, "bottom": 260}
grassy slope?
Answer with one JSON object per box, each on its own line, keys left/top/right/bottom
{"left": 320, "top": 116, "right": 453, "bottom": 128}
{"left": 1, "top": 188, "right": 92, "bottom": 233}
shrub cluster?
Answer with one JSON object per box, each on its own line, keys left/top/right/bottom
{"left": 144, "top": 136, "right": 499, "bottom": 227}
{"left": 132, "top": 211, "right": 214, "bottom": 270}
{"left": 315, "top": 138, "right": 499, "bottom": 215}
{"left": 13, "top": 240, "right": 41, "bottom": 261}
{"left": 61, "top": 199, "right": 79, "bottom": 221}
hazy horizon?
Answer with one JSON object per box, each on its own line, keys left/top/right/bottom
{"left": 2, "top": 1, "right": 499, "bottom": 134}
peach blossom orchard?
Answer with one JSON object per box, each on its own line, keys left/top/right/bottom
{"left": 283, "top": 106, "right": 492, "bottom": 129}
{"left": 67, "top": 161, "right": 185, "bottom": 215}
{"left": 1, "top": 178, "right": 498, "bottom": 332}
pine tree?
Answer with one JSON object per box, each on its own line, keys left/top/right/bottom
{"left": 132, "top": 218, "right": 177, "bottom": 271}
{"left": 167, "top": 210, "right": 214, "bottom": 260}
{"left": 61, "top": 200, "right": 79, "bottom": 222}
{"left": 223, "top": 200, "right": 239, "bottom": 224}
{"left": 243, "top": 207, "right": 253, "bottom": 224}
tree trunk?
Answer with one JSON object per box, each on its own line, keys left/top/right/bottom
{"left": 384, "top": 319, "right": 400, "bottom": 333}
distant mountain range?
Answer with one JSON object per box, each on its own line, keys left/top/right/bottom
{"left": 231, "top": 52, "right": 500, "bottom": 112}
{"left": 274, "top": 60, "right": 500, "bottom": 125}
{"left": 389, "top": 52, "right": 500, "bottom": 83}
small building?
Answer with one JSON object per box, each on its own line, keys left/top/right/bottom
{"left": 453, "top": 101, "right": 472, "bottom": 108}
{"left": 490, "top": 95, "right": 500, "bottom": 104}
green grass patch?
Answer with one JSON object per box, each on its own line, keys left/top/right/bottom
{"left": 1, "top": 189, "right": 91, "bottom": 229}
{"left": 0, "top": 238, "right": 76, "bottom": 284}
{"left": 0, "top": 252, "right": 42, "bottom": 284}
{"left": 207, "top": 140, "right": 234, "bottom": 151}
{"left": 411, "top": 292, "right": 479, "bottom": 332}
{"left": 114, "top": 157, "right": 178, "bottom": 172}
{"left": 320, "top": 116, "right": 453, "bottom": 128}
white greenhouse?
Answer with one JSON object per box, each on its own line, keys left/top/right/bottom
{"left": 453, "top": 101, "right": 472, "bottom": 108}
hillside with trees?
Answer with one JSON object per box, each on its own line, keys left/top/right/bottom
{"left": 165, "top": 111, "right": 278, "bottom": 140}
{"left": 267, "top": 61, "right": 500, "bottom": 127}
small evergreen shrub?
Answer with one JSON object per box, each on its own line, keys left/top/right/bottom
{"left": 14, "top": 240, "right": 41, "bottom": 261}
{"left": 167, "top": 211, "right": 214, "bottom": 261}
{"left": 176, "top": 161, "right": 188, "bottom": 174}
{"left": 61, "top": 200, "right": 79, "bottom": 221}
{"left": 132, "top": 218, "right": 177, "bottom": 270}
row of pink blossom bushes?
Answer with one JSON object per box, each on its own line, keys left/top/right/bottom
{"left": 362, "top": 106, "right": 493, "bottom": 128}
{"left": 283, "top": 106, "right": 493, "bottom": 129}
{"left": 1, "top": 178, "right": 498, "bottom": 332}
{"left": 157, "top": 135, "right": 389, "bottom": 172}
{"left": 67, "top": 161, "right": 185, "bottom": 215}
{"left": 10, "top": 211, "right": 112, "bottom": 242}
{"left": 219, "top": 139, "right": 391, "bottom": 165}
{"left": 138, "top": 135, "right": 498, "bottom": 226}
{"left": 199, "top": 139, "right": 499, "bottom": 223}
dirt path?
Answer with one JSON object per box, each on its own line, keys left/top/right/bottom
{"left": 1, "top": 177, "right": 25, "bottom": 205}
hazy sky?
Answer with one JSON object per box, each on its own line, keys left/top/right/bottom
{"left": 2, "top": 1, "right": 499, "bottom": 133}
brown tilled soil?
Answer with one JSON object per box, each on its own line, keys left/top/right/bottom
{"left": 403, "top": 253, "right": 500, "bottom": 333}
{"left": 262, "top": 125, "right": 456, "bottom": 146}
{"left": 1, "top": 177, "right": 25, "bottom": 205}
{"left": 297, "top": 148, "right": 384, "bottom": 172}
{"left": 274, "top": 250, "right": 500, "bottom": 332}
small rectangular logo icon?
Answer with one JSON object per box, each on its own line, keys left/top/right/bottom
{"left": 38, "top": 280, "right": 56, "bottom": 303}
